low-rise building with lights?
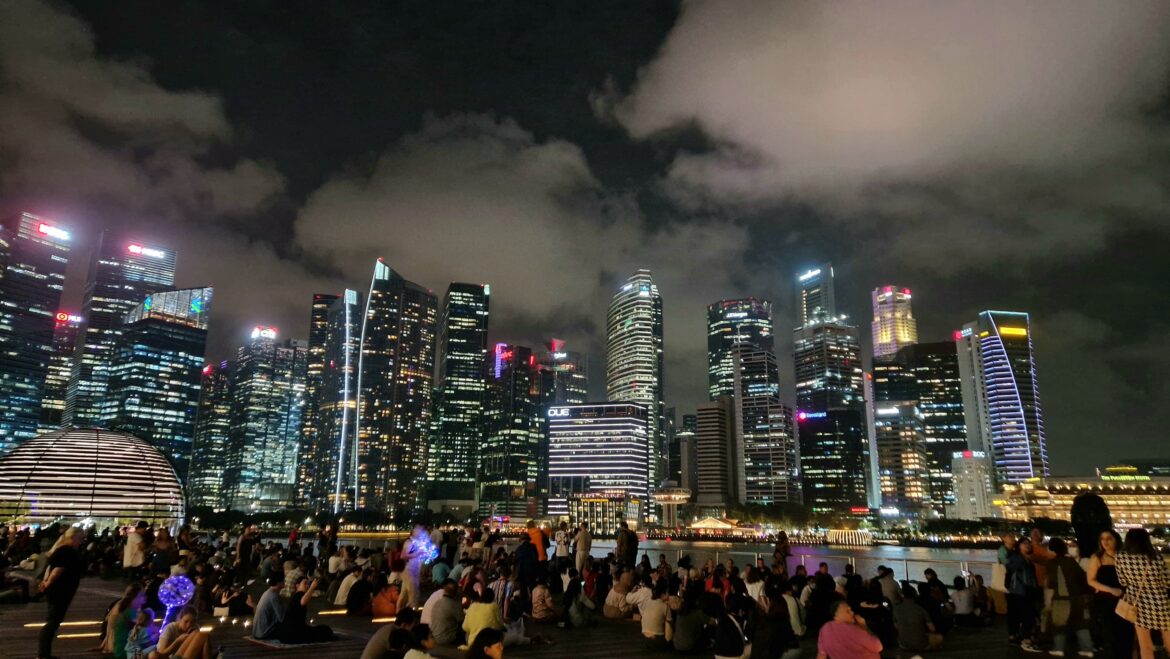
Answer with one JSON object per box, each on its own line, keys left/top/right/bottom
{"left": 998, "top": 466, "right": 1170, "bottom": 526}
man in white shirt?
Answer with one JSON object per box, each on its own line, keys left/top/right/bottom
{"left": 334, "top": 566, "right": 362, "bottom": 606}
{"left": 123, "top": 522, "right": 147, "bottom": 580}
{"left": 554, "top": 522, "right": 570, "bottom": 572}
{"left": 628, "top": 580, "right": 670, "bottom": 642}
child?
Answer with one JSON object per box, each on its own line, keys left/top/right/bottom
{"left": 124, "top": 608, "right": 159, "bottom": 659}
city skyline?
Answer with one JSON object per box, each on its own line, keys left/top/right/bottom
{"left": 1, "top": 1, "right": 1168, "bottom": 477}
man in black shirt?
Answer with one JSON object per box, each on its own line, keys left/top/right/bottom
{"left": 38, "top": 527, "right": 84, "bottom": 659}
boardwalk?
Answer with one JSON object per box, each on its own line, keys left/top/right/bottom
{"left": 1, "top": 577, "right": 1037, "bottom": 659}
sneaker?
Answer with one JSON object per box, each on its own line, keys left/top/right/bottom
{"left": 1021, "top": 641, "right": 1044, "bottom": 653}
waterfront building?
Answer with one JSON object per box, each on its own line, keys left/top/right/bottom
{"left": 998, "top": 466, "right": 1170, "bottom": 526}
{"left": 39, "top": 312, "right": 82, "bottom": 433}
{"left": 107, "top": 287, "right": 213, "bottom": 480}
{"left": 798, "top": 409, "right": 870, "bottom": 514}
{"left": 796, "top": 263, "right": 836, "bottom": 326}
{"left": 547, "top": 403, "right": 648, "bottom": 519}
{"left": 188, "top": 360, "right": 233, "bottom": 509}
{"left": 428, "top": 283, "right": 490, "bottom": 506}
{"left": 871, "top": 286, "right": 918, "bottom": 361}
{"left": 0, "top": 428, "right": 184, "bottom": 526}
{"left": 707, "top": 298, "right": 773, "bottom": 399}
{"left": 606, "top": 269, "right": 664, "bottom": 493}
{"left": 567, "top": 490, "right": 643, "bottom": 536}
{"left": 694, "top": 396, "right": 737, "bottom": 512}
{"left": 871, "top": 402, "right": 930, "bottom": 515}
{"left": 223, "top": 329, "right": 308, "bottom": 511}
{"left": 355, "top": 260, "right": 437, "bottom": 518}
{"left": 478, "top": 343, "right": 541, "bottom": 518}
{"left": 898, "top": 342, "right": 968, "bottom": 513}
{"left": 307, "top": 290, "right": 362, "bottom": 512}
{"left": 66, "top": 232, "right": 176, "bottom": 428}
{"left": 295, "top": 293, "right": 336, "bottom": 507}
{"left": 0, "top": 213, "right": 71, "bottom": 454}
{"left": 734, "top": 348, "right": 799, "bottom": 505}
{"left": 956, "top": 311, "right": 1048, "bottom": 484}
{"left": 794, "top": 318, "right": 865, "bottom": 412}
{"left": 948, "top": 450, "right": 995, "bottom": 520}
{"left": 654, "top": 486, "right": 691, "bottom": 528}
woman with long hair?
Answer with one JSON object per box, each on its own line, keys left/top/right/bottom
{"left": 1087, "top": 529, "right": 1134, "bottom": 658}
{"left": 37, "top": 526, "right": 84, "bottom": 659}
{"left": 106, "top": 582, "right": 146, "bottom": 659}
{"left": 1115, "top": 528, "right": 1170, "bottom": 659}
{"left": 466, "top": 627, "right": 505, "bottom": 659}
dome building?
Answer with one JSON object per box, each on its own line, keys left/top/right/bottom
{"left": 0, "top": 428, "right": 184, "bottom": 526}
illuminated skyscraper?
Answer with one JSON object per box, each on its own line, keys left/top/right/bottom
{"left": 355, "top": 260, "right": 437, "bottom": 518}
{"left": 707, "top": 298, "right": 773, "bottom": 399}
{"left": 108, "top": 287, "right": 213, "bottom": 479}
{"left": 537, "top": 339, "right": 588, "bottom": 407}
{"left": 188, "top": 360, "right": 233, "bottom": 509}
{"left": 606, "top": 270, "right": 664, "bottom": 494}
{"left": 871, "top": 402, "right": 929, "bottom": 514}
{"left": 871, "top": 286, "right": 918, "bottom": 361}
{"left": 695, "top": 396, "right": 736, "bottom": 511}
{"left": 66, "top": 232, "right": 176, "bottom": 427}
{"left": 547, "top": 403, "right": 648, "bottom": 519}
{"left": 793, "top": 319, "right": 864, "bottom": 412}
{"left": 956, "top": 311, "right": 1047, "bottom": 484}
{"left": 796, "top": 263, "right": 836, "bottom": 326}
{"left": 0, "top": 213, "right": 71, "bottom": 454}
{"left": 734, "top": 347, "right": 799, "bottom": 505}
{"left": 295, "top": 293, "right": 337, "bottom": 507}
{"left": 223, "top": 328, "right": 308, "bottom": 511}
{"left": 797, "top": 409, "right": 869, "bottom": 513}
{"left": 308, "top": 290, "right": 362, "bottom": 512}
{"left": 479, "top": 343, "right": 541, "bottom": 518}
{"left": 428, "top": 283, "right": 490, "bottom": 504}
{"left": 39, "top": 312, "right": 83, "bottom": 433}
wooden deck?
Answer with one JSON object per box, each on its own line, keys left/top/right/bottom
{"left": 0, "top": 577, "right": 1037, "bottom": 658}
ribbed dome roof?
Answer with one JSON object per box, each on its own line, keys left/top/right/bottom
{"left": 0, "top": 428, "right": 184, "bottom": 525}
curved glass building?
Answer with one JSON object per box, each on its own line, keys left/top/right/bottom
{"left": 0, "top": 428, "right": 185, "bottom": 525}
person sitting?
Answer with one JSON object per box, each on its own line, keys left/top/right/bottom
{"left": 564, "top": 569, "right": 597, "bottom": 629}
{"left": 359, "top": 607, "right": 417, "bottom": 659}
{"left": 428, "top": 580, "right": 465, "bottom": 646}
{"left": 893, "top": 584, "right": 943, "bottom": 653}
{"left": 346, "top": 569, "right": 375, "bottom": 616}
{"left": 635, "top": 580, "right": 671, "bottom": 646}
{"left": 252, "top": 575, "right": 285, "bottom": 640}
{"left": 465, "top": 627, "right": 505, "bottom": 659}
{"left": 917, "top": 568, "right": 952, "bottom": 633}
{"left": 672, "top": 587, "right": 712, "bottom": 653}
{"left": 530, "top": 577, "right": 557, "bottom": 623}
{"left": 372, "top": 579, "right": 400, "bottom": 618}
{"left": 404, "top": 623, "right": 436, "bottom": 659}
{"left": 124, "top": 608, "right": 159, "bottom": 659}
{"left": 150, "top": 606, "right": 214, "bottom": 659}
{"left": 603, "top": 569, "right": 635, "bottom": 619}
{"left": 278, "top": 577, "right": 334, "bottom": 643}
{"left": 950, "top": 575, "right": 977, "bottom": 627}
{"left": 816, "top": 599, "right": 883, "bottom": 659}
{"left": 334, "top": 565, "right": 362, "bottom": 606}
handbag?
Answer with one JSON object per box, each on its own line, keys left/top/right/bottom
{"left": 1116, "top": 595, "right": 1138, "bottom": 623}
{"left": 991, "top": 562, "right": 1008, "bottom": 592}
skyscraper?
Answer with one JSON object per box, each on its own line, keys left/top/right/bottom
{"left": 796, "top": 263, "right": 836, "bottom": 326}
{"left": 606, "top": 269, "right": 664, "bottom": 494}
{"left": 707, "top": 298, "right": 773, "bottom": 399}
{"left": 0, "top": 213, "right": 71, "bottom": 454}
{"left": 39, "top": 311, "right": 83, "bottom": 433}
{"left": 478, "top": 343, "right": 541, "bottom": 518}
{"left": 871, "top": 286, "right": 918, "bottom": 361}
{"left": 66, "top": 233, "right": 176, "bottom": 427}
{"left": 793, "top": 320, "right": 865, "bottom": 412}
{"left": 547, "top": 403, "right": 648, "bottom": 518}
{"left": 871, "top": 402, "right": 930, "bottom": 514}
{"left": 428, "top": 283, "right": 490, "bottom": 504}
{"left": 188, "top": 360, "right": 233, "bottom": 509}
{"left": 734, "top": 348, "right": 799, "bottom": 505}
{"left": 108, "top": 287, "right": 213, "bottom": 479}
{"left": 536, "top": 339, "right": 588, "bottom": 407}
{"left": 295, "top": 293, "right": 337, "bottom": 507}
{"left": 309, "top": 290, "right": 362, "bottom": 512}
{"left": 896, "top": 342, "right": 967, "bottom": 513}
{"left": 694, "top": 396, "right": 737, "bottom": 510}
{"left": 956, "top": 311, "right": 1047, "bottom": 485}
{"left": 797, "top": 409, "right": 869, "bottom": 513}
{"left": 223, "top": 328, "right": 308, "bottom": 511}
{"left": 354, "top": 260, "right": 437, "bottom": 518}
{"left": 949, "top": 450, "right": 996, "bottom": 520}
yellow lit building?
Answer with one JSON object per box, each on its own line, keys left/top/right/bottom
{"left": 998, "top": 466, "right": 1170, "bottom": 526}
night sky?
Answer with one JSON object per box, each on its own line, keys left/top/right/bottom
{"left": 2, "top": 1, "right": 1169, "bottom": 475}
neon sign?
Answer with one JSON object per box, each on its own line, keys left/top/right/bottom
{"left": 548, "top": 408, "right": 570, "bottom": 418}
{"left": 37, "top": 223, "right": 70, "bottom": 241}
{"left": 128, "top": 244, "right": 167, "bottom": 258}
{"left": 797, "top": 411, "right": 827, "bottom": 421}
{"left": 876, "top": 407, "right": 899, "bottom": 416}
{"left": 54, "top": 312, "right": 83, "bottom": 324}
{"left": 798, "top": 268, "right": 821, "bottom": 282}
{"left": 251, "top": 326, "right": 277, "bottom": 339}
{"left": 551, "top": 352, "right": 568, "bottom": 360}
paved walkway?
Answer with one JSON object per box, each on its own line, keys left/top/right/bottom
{"left": 0, "top": 578, "right": 1035, "bottom": 658}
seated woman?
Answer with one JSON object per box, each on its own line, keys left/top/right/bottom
{"left": 530, "top": 577, "right": 557, "bottom": 623}
{"left": 372, "top": 579, "right": 400, "bottom": 618}
{"left": 150, "top": 606, "right": 214, "bottom": 659}
{"left": 124, "top": 608, "right": 159, "bottom": 659}
{"left": 278, "top": 577, "right": 335, "bottom": 644}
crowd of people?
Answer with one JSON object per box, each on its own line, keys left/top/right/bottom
{"left": 6, "top": 519, "right": 1170, "bottom": 659}
{"left": 1000, "top": 526, "right": 1170, "bottom": 659}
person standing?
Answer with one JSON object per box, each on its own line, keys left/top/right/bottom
{"left": 398, "top": 525, "right": 427, "bottom": 609}
{"left": 38, "top": 527, "right": 84, "bottom": 659}
{"left": 1087, "top": 529, "right": 1134, "bottom": 659}
{"left": 554, "top": 521, "right": 570, "bottom": 574}
{"left": 574, "top": 523, "right": 592, "bottom": 575}
{"left": 123, "top": 522, "right": 147, "bottom": 581}
{"left": 1045, "top": 537, "right": 1093, "bottom": 657}
{"left": 1115, "top": 528, "right": 1170, "bottom": 659}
